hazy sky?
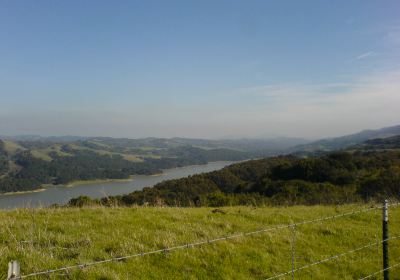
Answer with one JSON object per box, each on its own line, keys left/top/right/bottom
{"left": 1, "top": 1, "right": 399, "bottom": 139}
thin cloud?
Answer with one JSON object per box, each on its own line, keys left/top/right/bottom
{"left": 234, "top": 68, "right": 400, "bottom": 138}
{"left": 239, "top": 82, "right": 352, "bottom": 101}
{"left": 355, "top": 51, "right": 374, "bottom": 60}
{"left": 1, "top": 69, "right": 399, "bottom": 139}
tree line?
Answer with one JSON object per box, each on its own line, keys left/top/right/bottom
{"left": 69, "top": 150, "right": 400, "bottom": 207}
{"left": 0, "top": 142, "right": 248, "bottom": 193}
{"left": 0, "top": 141, "right": 8, "bottom": 176}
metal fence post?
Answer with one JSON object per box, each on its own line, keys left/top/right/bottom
{"left": 291, "top": 225, "right": 296, "bottom": 280}
{"left": 7, "top": 260, "right": 20, "bottom": 280}
{"left": 383, "top": 199, "right": 389, "bottom": 280}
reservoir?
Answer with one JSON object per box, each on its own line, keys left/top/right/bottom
{"left": 0, "top": 161, "right": 234, "bottom": 209}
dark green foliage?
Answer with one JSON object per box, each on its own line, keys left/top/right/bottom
{"left": 359, "top": 166, "right": 400, "bottom": 200}
{"left": 0, "top": 140, "right": 5, "bottom": 154}
{"left": 293, "top": 124, "right": 400, "bottom": 153}
{"left": 0, "top": 145, "right": 248, "bottom": 193}
{"left": 119, "top": 175, "right": 220, "bottom": 207}
{"left": 96, "top": 150, "right": 400, "bottom": 207}
{"left": 0, "top": 150, "right": 154, "bottom": 192}
{"left": 68, "top": 196, "right": 100, "bottom": 207}
{"left": 0, "top": 157, "right": 8, "bottom": 176}
{"left": 271, "top": 155, "right": 356, "bottom": 185}
{"left": 353, "top": 135, "right": 400, "bottom": 150}
{"left": 0, "top": 141, "right": 8, "bottom": 175}
{"left": 0, "top": 135, "right": 310, "bottom": 193}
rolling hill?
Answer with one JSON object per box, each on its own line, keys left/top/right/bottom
{"left": 0, "top": 136, "right": 307, "bottom": 193}
{"left": 350, "top": 135, "right": 400, "bottom": 150}
{"left": 2, "top": 123, "right": 400, "bottom": 195}
{"left": 292, "top": 124, "right": 400, "bottom": 153}
{"left": 70, "top": 130, "right": 400, "bottom": 208}
{"left": 74, "top": 144, "right": 400, "bottom": 207}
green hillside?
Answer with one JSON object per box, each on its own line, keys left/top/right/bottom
{"left": 0, "top": 135, "right": 312, "bottom": 194}
{"left": 351, "top": 135, "right": 400, "bottom": 150}
{"left": 292, "top": 124, "right": 400, "bottom": 153}
{"left": 1, "top": 205, "right": 399, "bottom": 279}
{"left": 0, "top": 138, "right": 254, "bottom": 193}
{"left": 1, "top": 127, "right": 399, "bottom": 194}
{"left": 80, "top": 149, "right": 400, "bottom": 208}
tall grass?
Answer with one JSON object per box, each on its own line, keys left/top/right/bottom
{"left": 0, "top": 205, "right": 399, "bottom": 279}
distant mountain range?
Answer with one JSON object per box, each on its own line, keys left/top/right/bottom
{"left": 2, "top": 124, "right": 400, "bottom": 156}
{"left": 0, "top": 135, "right": 88, "bottom": 142}
{"left": 65, "top": 124, "right": 400, "bottom": 207}
{"left": 92, "top": 134, "right": 400, "bottom": 207}
{"left": 291, "top": 125, "right": 400, "bottom": 154}
{"left": 0, "top": 135, "right": 310, "bottom": 155}
{"left": 1, "top": 124, "right": 400, "bottom": 194}
{"left": 0, "top": 134, "right": 308, "bottom": 193}
{"left": 350, "top": 135, "right": 400, "bottom": 150}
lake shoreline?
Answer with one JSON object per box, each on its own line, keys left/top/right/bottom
{"left": 0, "top": 161, "right": 238, "bottom": 196}
{"left": 65, "top": 176, "right": 134, "bottom": 187}
{"left": 0, "top": 161, "right": 235, "bottom": 208}
{"left": 0, "top": 178, "right": 135, "bottom": 196}
{"left": 1, "top": 188, "right": 47, "bottom": 196}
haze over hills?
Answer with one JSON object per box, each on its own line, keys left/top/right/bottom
{"left": 3, "top": 123, "right": 400, "bottom": 156}
{"left": 1, "top": 2, "right": 400, "bottom": 278}
{"left": 73, "top": 130, "right": 400, "bottom": 207}
{"left": 0, "top": 135, "right": 309, "bottom": 152}
{"left": 292, "top": 124, "right": 400, "bottom": 153}
{"left": 0, "top": 135, "right": 308, "bottom": 193}
{"left": 351, "top": 134, "right": 400, "bottom": 150}
{"left": 0, "top": 136, "right": 309, "bottom": 162}
{"left": 0, "top": 135, "right": 88, "bottom": 142}
{"left": 1, "top": 124, "right": 400, "bottom": 194}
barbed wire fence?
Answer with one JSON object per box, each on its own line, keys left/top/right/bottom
{"left": 6, "top": 201, "right": 400, "bottom": 279}
{"left": 265, "top": 236, "right": 400, "bottom": 280}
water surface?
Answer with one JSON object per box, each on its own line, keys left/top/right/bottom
{"left": 0, "top": 161, "right": 234, "bottom": 209}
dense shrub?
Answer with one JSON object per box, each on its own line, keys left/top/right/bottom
{"left": 97, "top": 150, "right": 400, "bottom": 207}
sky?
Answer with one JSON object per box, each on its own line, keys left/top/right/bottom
{"left": 0, "top": 0, "right": 399, "bottom": 139}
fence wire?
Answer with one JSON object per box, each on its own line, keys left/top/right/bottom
{"left": 359, "top": 262, "right": 400, "bottom": 280}
{"left": 10, "top": 203, "right": 398, "bottom": 279}
{"left": 265, "top": 235, "right": 400, "bottom": 279}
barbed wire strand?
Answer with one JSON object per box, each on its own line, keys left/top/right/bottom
{"left": 15, "top": 203, "right": 398, "bottom": 279}
{"left": 359, "top": 262, "right": 400, "bottom": 280}
{"left": 265, "top": 235, "right": 400, "bottom": 280}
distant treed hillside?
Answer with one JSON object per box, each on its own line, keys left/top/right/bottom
{"left": 1, "top": 135, "right": 309, "bottom": 155}
{"left": 0, "top": 141, "right": 8, "bottom": 176}
{"left": 89, "top": 146, "right": 400, "bottom": 207}
{"left": 351, "top": 135, "right": 400, "bottom": 150}
{"left": 292, "top": 124, "right": 400, "bottom": 154}
{"left": 3, "top": 127, "right": 400, "bottom": 195}
{"left": 170, "top": 137, "right": 309, "bottom": 154}
{"left": 0, "top": 136, "right": 302, "bottom": 193}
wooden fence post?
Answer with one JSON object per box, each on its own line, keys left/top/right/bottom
{"left": 7, "top": 260, "right": 20, "bottom": 279}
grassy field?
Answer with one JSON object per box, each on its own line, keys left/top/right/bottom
{"left": 1, "top": 205, "right": 399, "bottom": 279}
{"left": 2, "top": 140, "right": 26, "bottom": 156}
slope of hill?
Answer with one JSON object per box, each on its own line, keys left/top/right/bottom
{"left": 1, "top": 135, "right": 309, "bottom": 155}
{"left": 171, "top": 137, "right": 309, "bottom": 154}
{"left": 1, "top": 205, "right": 398, "bottom": 279}
{"left": 1, "top": 124, "right": 399, "bottom": 195}
{"left": 0, "top": 136, "right": 308, "bottom": 194}
{"left": 351, "top": 135, "right": 400, "bottom": 150}
{"left": 292, "top": 124, "right": 400, "bottom": 153}
{"left": 0, "top": 138, "right": 253, "bottom": 193}
{"left": 77, "top": 148, "right": 400, "bottom": 207}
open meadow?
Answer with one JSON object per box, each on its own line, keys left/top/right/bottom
{"left": 1, "top": 204, "right": 399, "bottom": 279}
